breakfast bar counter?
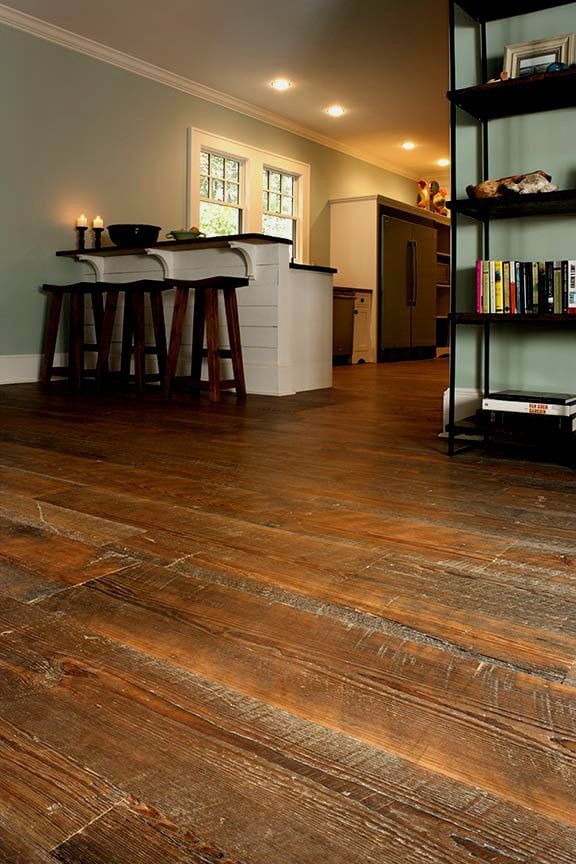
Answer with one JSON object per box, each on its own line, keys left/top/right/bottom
{"left": 57, "top": 234, "right": 336, "bottom": 396}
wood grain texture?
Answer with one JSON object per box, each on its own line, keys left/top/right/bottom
{"left": 0, "top": 713, "right": 121, "bottom": 858}
{"left": 0, "top": 608, "right": 574, "bottom": 864}
{"left": 0, "top": 361, "right": 574, "bottom": 861}
{"left": 52, "top": 798, "right": 249, "bottom": 864}
{"left": 37, "top": 562, "right": 576, "bottom": 825}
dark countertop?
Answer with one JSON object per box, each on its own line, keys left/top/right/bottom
{"left": 289, "top": 262, "right": 337, "bottom": 274}
{"left": 56, "top": 232, "right": 293, "bottom": 258}
{"left": 56, "top": 231, "right": 336, "bottom": 273}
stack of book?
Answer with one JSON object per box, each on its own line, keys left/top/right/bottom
{"left": 475, "top": 260, "right": 576, "bottom": 314}
{"left": 482, "top": 390, "right": 576, "bottom": 434}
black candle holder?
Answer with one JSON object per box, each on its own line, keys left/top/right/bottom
{"left": 93, "top": 227, "right": 104, "bottom": 250}
{"left": 75, "top": 226, "right": 88, "bottom": 251}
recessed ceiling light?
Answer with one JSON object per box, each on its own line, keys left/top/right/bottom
{"left": 270, "top": 78, "right": 293, "bottom": 91}
{"left": 437, "top": 158, "right": 450, "bottom": 167}
{"left": 401, "top": 141, "right": 416, "bottom": 151}
{"left": 326, "top": 105, "right": 346, "bottom": 117}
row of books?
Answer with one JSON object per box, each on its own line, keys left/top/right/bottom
{"left": 475, "top": 260, "right": 576, "bottom": 315}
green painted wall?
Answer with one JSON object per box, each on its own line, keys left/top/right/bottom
{"left": 454, "top": 3, "right": 576, "bottom": 392}
{"left": 0, "top": 23, "right": 415, "bottom": 358}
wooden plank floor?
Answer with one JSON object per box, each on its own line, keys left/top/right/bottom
{"left": 0, "top": 359, "right": 575, "bottom": 862}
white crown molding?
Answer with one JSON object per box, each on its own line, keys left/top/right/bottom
{"left": 0, "top": 3, "right": 420, "bottom": 182}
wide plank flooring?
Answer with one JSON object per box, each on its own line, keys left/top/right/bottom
{"left": 0, "top": 360, "right": 575, "bottom": 861}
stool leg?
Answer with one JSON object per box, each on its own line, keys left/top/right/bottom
{"left": 224, "top": 286, "right": 246, "bottom": 401}
{"left": 69, "top": 291, "right": 84, "bottom": 392}
{"left": 190, "top": 287, "right": 206, "bottom": 399}
{"left": 150, "top": 290, "right": 167, "bottom": 381}
{"left": 120, "top": 295, "right": 133, "bottom": 388}
{"left": 132, "top": 291, "right": 146, "bottom": 396}
{"left": 163, "top": 286, "right": 189, "bottom": 399}
{"left": 91, "top": 289, "right": 104, "bottom": 345}
{"left": 204, "top": 286, "right": 221, "bottom": 403}
{"left": 41, "top": 291, "right": 63, "bottom": 386}
{"left": 95, "top": 289, "right": 119, "bottom": 393}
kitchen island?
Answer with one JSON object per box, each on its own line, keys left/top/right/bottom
{"left": 57, "top": 234, "right": 336, "bottom": 396}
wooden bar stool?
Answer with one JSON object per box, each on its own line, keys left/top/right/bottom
{"left": 41, "top": 282, "right": 109, "bottom": 390}
{"left": 163, "top": 276, "right": 248, "bottom": 402}
{"left": 96, "top": 280, "right": 169, "bottom": 395}
{"left": 41, "top": 281, "right": 168, "bottom": 394}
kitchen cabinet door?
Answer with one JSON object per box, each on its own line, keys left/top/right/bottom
{"left": 380, "top": 216, "right": 412, "bottom": 350}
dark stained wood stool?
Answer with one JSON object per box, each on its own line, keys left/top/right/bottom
{"left": 41, "top": 281, "right": 168, "bottom": 394}
{"left": 97, "top": 280, "right": 169, "bottom": 395}
{"left": 162, "top": 276, "right": 249, "bottom": 402}
{"left": 42, "top": 282, "right": 108, "bottom": 391}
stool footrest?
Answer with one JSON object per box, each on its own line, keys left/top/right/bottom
{"left": 200, "top": 348, "right": 232, "bottom": 359}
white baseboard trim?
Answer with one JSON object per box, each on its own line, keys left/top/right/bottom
{"left": 440, "top": 387, "right": 483, "bottom": 438}
{"left": 0, "top": 353, "right": 66, "bottom": 385}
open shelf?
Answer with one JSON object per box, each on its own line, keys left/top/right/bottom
{"left": 456, "top": 0, "right": 573, "bottom": 22}
{"left": 449, "top": 188, "right": 576, "bottom": 221}
{"left": 448, "top": 68, "right": 576, "bottom": 121}
{"left": 452, "top": 312, "right": 576, "bottom": 325}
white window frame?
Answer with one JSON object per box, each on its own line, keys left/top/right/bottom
{"left": 200, "top": 149, "right": 244, "bottom": 234}
{"left": 262, "top": 166, "right": 298, "bottom": 247}
{"left": 187, "top": 128, "right": 310, "bottom": 263}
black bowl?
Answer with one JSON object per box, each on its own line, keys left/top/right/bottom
{"left": 107, "top": 224, "right": 161, "bottom": 248}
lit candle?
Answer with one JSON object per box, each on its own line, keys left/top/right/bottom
{"left": 92, "top": 215, "right": 104, "bottom": 229}
{"left": 76, "top": 214, "right": 88, "bottom": 228}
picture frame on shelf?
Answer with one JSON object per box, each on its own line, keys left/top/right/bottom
{"left": 503, "top": 33, "right": 574, "bottom": 79}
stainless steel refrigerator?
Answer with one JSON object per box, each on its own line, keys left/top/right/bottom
{"left": 380, "top": 214, "right": 437, "bottom": 361}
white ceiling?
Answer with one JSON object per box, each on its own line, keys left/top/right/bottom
{"left": 4, "top": 0, "right": 450, "bottom": 181}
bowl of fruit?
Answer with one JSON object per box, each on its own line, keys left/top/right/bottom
{"left": 165, "top": 227, "right": 206, "bottom": 241}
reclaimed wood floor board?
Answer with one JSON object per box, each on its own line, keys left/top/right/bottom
{"left": 0, "top": 360, "right": 574, "bottom": 861}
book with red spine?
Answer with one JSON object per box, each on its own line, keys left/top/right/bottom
{"left": 475, "top": 260, "right": 483, "bottom": 313}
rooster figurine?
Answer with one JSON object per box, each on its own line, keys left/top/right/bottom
{"left": 417, "top": 180, "right": 430, "bottom": 210}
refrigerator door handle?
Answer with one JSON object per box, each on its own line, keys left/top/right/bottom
{"left": 412, "top": 240, "right": 418, "bottom": 306}
{"left": 407, "top": 240, "right": 417, "bottom": 306}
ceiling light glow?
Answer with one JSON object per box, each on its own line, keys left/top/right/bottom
{"left": 437, "top": 158, "right": 450, "bottom": 167}
{"left": 401, "top": 141, "right": 416, "bottom": 150}
{"left": 271, "top": 79, "right": 293, "bottom": 91}
{"left": 326, "top": 105, "right": 346, "bottom": 117}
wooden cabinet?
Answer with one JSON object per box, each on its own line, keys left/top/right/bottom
{"left": 330, "top": 195, "right": 450, "bottom": 362}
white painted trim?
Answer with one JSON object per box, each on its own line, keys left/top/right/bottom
{"left": 0, "top": 3, "right": 419, "bottom": 181}
{"left": 441, "top": 386, "right": 483, "bottom": 433}
{"left": 188, "top": 128, "right": 311, "bottom": 264}
{"left": 0, "top": 353, "right": 65, "bottom": 384}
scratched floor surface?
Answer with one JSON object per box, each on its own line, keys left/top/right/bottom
{"left": 0, "top": 359, "right": 574, "bottom": 862}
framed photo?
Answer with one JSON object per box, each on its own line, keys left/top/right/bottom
{"left": 503, "top": 33, "right": 574, "bottom": 79}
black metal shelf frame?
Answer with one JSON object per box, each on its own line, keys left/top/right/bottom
{"left": 447, "top": 1, "right": 576, "bottom": 456}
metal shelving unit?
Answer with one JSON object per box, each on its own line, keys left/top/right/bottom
{"left": 446, "top": 0, "right": 576, "bottom": 455}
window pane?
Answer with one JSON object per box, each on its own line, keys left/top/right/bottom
{"left": 211, "top": 155, "right": 224, "bottom": 178}
{"left": 281, "top": 174, "right": 294, "bottom": 196}
{"left": 281, "top": 196, "right": 293, "bottom": 216}
{"left": 211, "top": 178, "right": 225, "bottom": 201}
{"left": 226, "top": 183, "right": 239, "bottom": 204}
{"left": 200, "top": 202, "right": 241, "bottom": 237}
{"left": 262, "top": 213, "right": 295, "bottom": 244}
{"left": 200, "top": 176, "right": 209, "bottom": 197}
{"left": 263, "top": 169, "right": 269, "bottom": 189}
{"left": 269, "top": 172, "right": 281, "bottom": 192}
{"left": 226, "top": 159, "right": 239, "bottom": 182}
{"left": 262, "top": 191, "right": 269, "bottom": 211}
{"left": 201, "top": 151, "right": 210, "bottom": 176}
{"left": 269, "top": 192, "right": 281, "bottom": 213}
